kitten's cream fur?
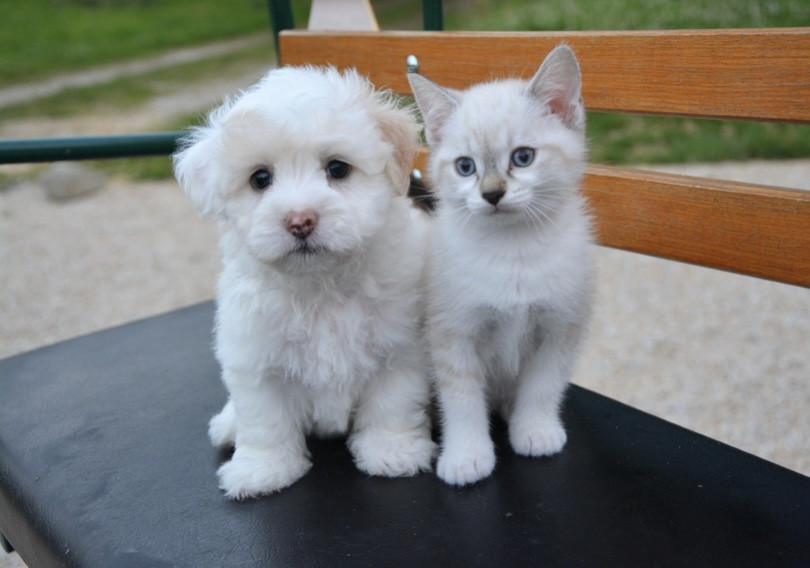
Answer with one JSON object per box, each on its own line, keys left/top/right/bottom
{"left": 408, "top": 45, "right": 594, "bottom": 486}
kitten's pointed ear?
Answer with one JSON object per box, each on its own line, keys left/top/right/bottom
{"left": 527, "top": 44, "right": 584, "bottom": 132}
{"left": 407, "top": 72, "right": 460, "bottom": 146}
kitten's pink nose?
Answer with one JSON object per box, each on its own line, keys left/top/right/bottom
{"left": 284, "top": 210, "right": 318, "bottom": 239}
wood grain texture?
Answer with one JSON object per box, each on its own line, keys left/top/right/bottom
{"left": 280, "top": 29, "right": 810, "bottom": 123}
{"left": 583, "top": 165, "right": 810, "bottom": 287}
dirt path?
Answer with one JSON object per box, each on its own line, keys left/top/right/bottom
{"left": 0, "top": 34, "right": 270, "bottom": 109}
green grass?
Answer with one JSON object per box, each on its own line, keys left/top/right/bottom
{"left": 587, "top": 115, "right": 810, "bottom": 165}
{"left": 443, "top": 0, "right": 810, "bottom": 32}
{"left": 0, "top": 0, "right": 271, "bottom": 85}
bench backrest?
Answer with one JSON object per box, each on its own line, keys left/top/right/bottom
{"left": 279, "top": 28, "right": 810, "bottom": 288}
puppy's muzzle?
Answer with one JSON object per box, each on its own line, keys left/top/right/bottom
{"left": 285, "top": 210, "right": 318, "bottom": 240}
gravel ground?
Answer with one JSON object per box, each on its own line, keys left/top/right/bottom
{"left": 1, "top": 48, "right": 809, "bottom": 568}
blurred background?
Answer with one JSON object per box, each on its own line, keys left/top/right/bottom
{"left": 3, "top": 1, "right": 809, "bottom": 175}
{"left": 1, "top": 4, "right": 809, "bottom": 565}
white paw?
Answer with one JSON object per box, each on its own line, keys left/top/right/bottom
{"left": 208, "top": 402, "right": 236, "bottom": 447}
{"left": 509, "top": 418, "right": 567, "bottom": 457}
{"left": 217, "top": 446, "right": 311, "bottom": 499}
{"left": 436, "top": 442, "right": 496, "bottom": 486}
{"left": 349, "top": 429, "right": 437, "bottom": 477}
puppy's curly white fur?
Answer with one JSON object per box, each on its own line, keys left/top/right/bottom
{"left": 173, "top": 66, "right": 435, "bottom": 499}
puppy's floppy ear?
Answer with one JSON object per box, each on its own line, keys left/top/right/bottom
{"left": 373, "top": 100, "right": 420, "bottom": 195}
{"left": 172, "top": 124, "right": 226, "bottom": 219}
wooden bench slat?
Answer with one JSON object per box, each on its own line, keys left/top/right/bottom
{"left": 280, "top": 29, "right": 810, "bottom": 123}
{"left": 584, "top": 165, "right": 810, "bottom": 287}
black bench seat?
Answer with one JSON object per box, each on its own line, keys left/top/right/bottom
{"left": 1, "top": 302, "right": 808, "bottom": 567}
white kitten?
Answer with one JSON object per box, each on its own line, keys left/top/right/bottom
{"left": 408, "top": 45, "right": 594, "bottom": 486}
{"left": 174, "top": 66, "right": 436, "bottom": 499}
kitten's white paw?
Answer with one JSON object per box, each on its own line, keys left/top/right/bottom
{"left": 217, "top": 446, "right": 311, "bottom": 499}
{"left": 436, "top": 442, "right": 496, "bottom": 486}
{"left": 208, "top": 401, "right": 236, "bottom": 447}
{"left": 349, "top": 429, "right": 436, "bottom": 477}
{"left": 509, "top": 418, "right": 567, "bottom": 457}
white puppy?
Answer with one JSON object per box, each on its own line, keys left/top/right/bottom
{"left": 173, "top": 66, "right": 436, "bottom": 499}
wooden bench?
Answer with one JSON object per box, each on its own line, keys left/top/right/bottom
{"left": 1, "top": 3, "right": 809, "bottom": 566}
{"left": 281, "top": 27, "right": 810, "bottom": 287}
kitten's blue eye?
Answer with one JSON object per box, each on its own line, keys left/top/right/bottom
{"left": 511, "top": 147, "right": 535, "bottom": 168}
{"left": 455, "top": 157, "right": 476, "bottom": 177}
{"left": 326, "top": 159, "right": 351, "bottom": 180}
{"left": 249, "top": 168, "right": 273, "bottom": 191}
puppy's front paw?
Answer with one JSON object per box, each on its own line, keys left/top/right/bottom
{"left": 436, "top": 441, "right": 496, "bottom": 486}
{"left": 509, "top": 416, "right": 567, "bottom": 457}
{"left": 217, "top": 446, "right": 311, "bottom": 499}
{"left": 349, "top": 428, "right": 436, "bottom": 478}
{"left": 208, "top": 401, "right": 237, "bottom": 447}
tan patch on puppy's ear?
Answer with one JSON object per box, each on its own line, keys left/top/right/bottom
{"left": 373, "top": 100, "right": 420, "bottom": 195}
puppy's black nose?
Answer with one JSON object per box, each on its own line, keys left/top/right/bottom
{"left": 285, "top": 210, "right": 318, "bottom": 239}
{"left": 481, "top": 188, "right": 505, "bottom": 205}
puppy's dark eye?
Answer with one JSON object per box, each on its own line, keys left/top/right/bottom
{"left": 249, "top": 168, "right": 273, "bottom": 191}
{"left": 510, "top": 147, "right": 535, "bottom": 168}
{"left": 326, "top": 160, "right": 351, "bottom": 180}
{"left": 455, "top": 157, "right": 476, "bottom": 177}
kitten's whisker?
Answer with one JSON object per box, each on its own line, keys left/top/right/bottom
{"left": 526, "top": 200, "right": 562, "bottom": 232}
{"left": 447, "top": 201, "right": 474, "bottom": 231}
{"left": 524, "top": 207, "right": 548, "bottom": 232}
